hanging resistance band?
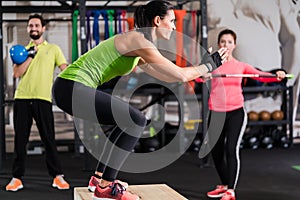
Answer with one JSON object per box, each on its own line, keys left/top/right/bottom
{"left": 121, "top": 10, "right": 127, "bottom": 32}
{"left": 107, "top": 10, "right": 115, "bottom": 38}
{"left": 195, "top": 10, "right": 201, "bottom": 64}
{"left": 101, "top": 10, "right": 109, "bottom": 39}
{"left": 86, "top": 10, "right": 92, "bottom": 50}
{"left": 92, "top": 10, "right": 101, "bottom": 46}
{"left": 72, "top": 10, "right": 79, "bottom": 62}
{"left": 174, "top": 10, "right": 187, "bottom": 67}
{"left": 116, "top": 10, "right": 122, "bottom": 34}
{"left": 127, "top": 17, "right": 135, "bottom": 31}
{"left": 114, "top": 10, "right": 118, "bottom": 35}
{"left": 190, "top": 10, "right": 197, "bottom": 64}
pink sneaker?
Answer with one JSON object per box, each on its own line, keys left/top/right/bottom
{"left": 220, "top": 189, "right": 235, "bottom": 200}
{"left": 88, "top": 176, "right": 100, "bottom": 192}
{"left": 88, "top": 176, "right": 129, "bottom": 192}
{"left": 93, "top": 182, "right": 139, "bottom": 200}
{"left": 207, "top": 185, "right": 228, "bottom": 198}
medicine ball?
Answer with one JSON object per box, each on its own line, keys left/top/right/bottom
{"left": 248, "top": 111, "right": 259, "bottom": 121}
{"left": 259, "top": 111, "right": 271, "bottom": 121}
{"left": 271, "top": 110, "right": 284, "bottom": 120}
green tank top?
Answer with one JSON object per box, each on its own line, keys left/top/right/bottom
{"left": 59, "top": 35, "right": 140, "bottom": 88}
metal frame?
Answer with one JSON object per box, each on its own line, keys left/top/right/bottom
{"left": 0, "top": 0, "right": 4, "bottom": 170}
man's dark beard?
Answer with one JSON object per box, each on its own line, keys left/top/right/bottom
{"left": 30, "top": 33, "right": 42, "bottom": 40}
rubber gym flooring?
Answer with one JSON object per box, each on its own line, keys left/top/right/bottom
{"left": 0, "top": 142, "right": 299, "bottom": 200}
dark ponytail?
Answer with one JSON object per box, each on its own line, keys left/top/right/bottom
{"left": 134, "top": 0, "right": 174, "bottom": 28}
{"left": 134, "top": 5, "right": 148, "bottom": 28}
{"left": 134, "top": 0, "right": 174, "bottom": 41}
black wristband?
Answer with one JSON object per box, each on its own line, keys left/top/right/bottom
{"left": 211, "top": 52, "right": 222, "bottom": 68}
{"left": 201, "top": 50, "right": 222, "bottom": 71}
{"left": 27, "top": 46, "right": 36, "bottom": 58}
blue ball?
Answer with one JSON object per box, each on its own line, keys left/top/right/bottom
{"left": 9, "top": 45, "right": 28, "bottom": 64}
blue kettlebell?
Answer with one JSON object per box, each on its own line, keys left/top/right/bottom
{"left": 9, "top": 45, "right": 29, "bottom": 64}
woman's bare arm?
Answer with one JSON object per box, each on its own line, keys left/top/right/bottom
{"left": 116, "top": 32, "right": 211, "bottom": 82}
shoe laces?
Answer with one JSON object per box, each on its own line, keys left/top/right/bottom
{"left": 91, "top": 176, "right": 100, "bottom": 184}
{"left": 217, "top": 185, "right": 227, "bottom": 190}
{"left": 9, "top": 178, "right": 20, "bottom": 185}
{"left": 109, "top": 182, "right": 126, "bottom": 196}
{"left": 226, "top": 189, "right": 235, "bottom": 195}
{"left": 222, "top": 190, "right": 235, "bottom": 199}
{"left": 56, "top": 175, "right": 67, "bottom": 184}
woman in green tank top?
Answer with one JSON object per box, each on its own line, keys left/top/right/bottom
{"left": 53, "top": 1, "right": 228, "bottom": 200}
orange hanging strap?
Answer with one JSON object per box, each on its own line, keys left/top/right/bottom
{"left": 190, "top": 10, "right": 197, "bottom": 64}
{"left": 127, "top": 17, "right": 135, "bottom": 31}
{"left": 174, "top": 9, "right": 187, "bottom": 67}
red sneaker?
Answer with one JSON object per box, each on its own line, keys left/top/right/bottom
{"left": 207, "top": 185, "right": 228, "bottom": 198}
{"left": 220, "top": 189, "right": 235, "bottom": 200}
{"left": 88, "top": 176, "right": 129, "bottom": 192}
{"left": 93, "top": 182, "right": 139, "bottom": 200}
{"left": 88, "top": 176, "right": 100, "bottom": 192}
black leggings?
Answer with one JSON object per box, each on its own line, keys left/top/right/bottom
{"left": 53, "top": 77, "right": 147, "bottom": 181}
{"left": 208, "top": 108, "right": 247, "bottom": 189}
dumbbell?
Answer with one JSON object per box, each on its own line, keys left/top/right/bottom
{"left": 141, "top": 137, "right": 160, "bottom": 152}
{"left": 261, "top": 135, "right": 274, "bottom": 149}
{"left": 133, "top": 140, "right": 142, "bottom": 153}
{"left": 247, "top": 136, "right": 260, "bottom": 150}
{"left": 271, "top": 128, "right": 290, "bottom": 148}
{"left": 190, "top": 137, "right": 201, "bottom": 152}
{"left": 279, "top": 135, "right": 290, "bottom": 148}
{"left": 9, "top": 44, "right": 36, "bottom": 64}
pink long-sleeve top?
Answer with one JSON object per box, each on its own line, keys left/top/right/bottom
{"left": 196, "top": 58, "right": 280, "bottom": 112}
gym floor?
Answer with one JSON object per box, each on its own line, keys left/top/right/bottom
{"left": 0, "top": 143, "right": 299, "bottom": 200}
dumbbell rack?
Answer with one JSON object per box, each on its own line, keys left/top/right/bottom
{"left": 243, "top": 85, "right": 294, "bottom": 146}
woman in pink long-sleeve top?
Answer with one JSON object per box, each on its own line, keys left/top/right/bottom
{"left": 198, "top": 29, "right": 286, "bottom": 200}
